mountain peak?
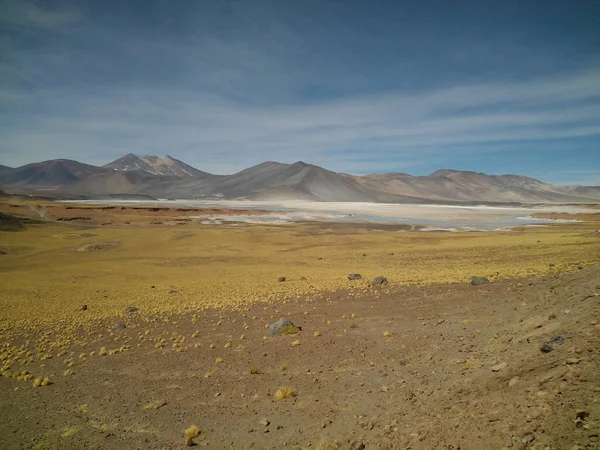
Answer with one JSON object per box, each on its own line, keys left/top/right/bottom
{"left": 104, "top": 154, "right": 212, "bottom": 177}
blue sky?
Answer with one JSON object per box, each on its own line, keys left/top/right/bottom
{"left": 1, "top": 0, "right": 599, "bottom": 185}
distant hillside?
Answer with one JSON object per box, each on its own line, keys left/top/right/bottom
{"left": 346, "top": 170, "right": 600, "bottom": 203}
{"left": 0, "top": 159, "right": 109, "bottom": 188}
{"left": 1, "top": 154, "right": 599, "bottom": 203}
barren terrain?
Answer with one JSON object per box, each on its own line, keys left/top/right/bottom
{"left": 0, "top": 200, "right": 599, "bottom": 449}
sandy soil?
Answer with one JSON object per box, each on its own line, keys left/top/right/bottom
{"left": 1, "top": 200, "right": 599, "bottom": 449}
{"left": 0, "top": 266, "right": 599, "bottom": 449}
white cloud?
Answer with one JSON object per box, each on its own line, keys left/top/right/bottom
{"left": 2, "top": 66, "right": 598, "bottom": 175}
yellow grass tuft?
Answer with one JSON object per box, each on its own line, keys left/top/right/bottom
{"left": 291, "top": 340, "right": 300, "bottom": 346}
{"left": 184, "top": 425, "right": 199, "bottom": 446}
{"left": 215, "top": 357, "right": 223, "bottom": 363}
{"left": 314, "top": 330, "right": 321, "bottom": 337}
{"left": 248, "top": 366, "right": 260, "bottom": 374}
{"left": 316, "top": 439, "right": 341, "bottom": 450}
{"left": 280, "top": 325, "right": 300, "bottom": 335}
{"left": 99, "top": 347, "right": 108, "bottom": 356}
{"left": 274, "top": 386, "right": 296, "bottom": 400}
{"left": 41, "top": 376, "right": 51, "bottom": 386}
{"left": 383, "top": 330, "right": 391, "bottom": 337}
{"left": 61, "top": 427, "right": 78, "bottom": 438}
{"left": 280, "top": 363, "right": 288, "bottom": 372}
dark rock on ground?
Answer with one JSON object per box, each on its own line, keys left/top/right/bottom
{"left": 348, "top": 273, "right": 362, "bottom": 280}
{"left": 268, "top": 319, "right": 296, "bottom": 337}
{"left": 80, "top": 305, "right": 88, "bottom": 311}
{"left": 124, "top": 306, "right": 139, "bottom": 314}
{"left": 349, "top": 440, "right": 366, "bottom": 450}
{"left": 471, "top": 276, "right": 490, "bottom": 285}
{"left": 277, "top": 277, "right": 286, "bottom": 282}
{"left": 115, "top": 322, "right": 126, "bottom": 330}
{"left": 540, "top": 332, "right": 565, "bottom": 353}
{"left": 372, "top": 276, "right": 388, "bottom": 286}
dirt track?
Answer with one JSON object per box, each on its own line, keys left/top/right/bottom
{"left": 1, "top": 265, "right": 598, "bottom": 449}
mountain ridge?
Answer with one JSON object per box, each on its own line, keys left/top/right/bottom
{"left": 1, "top": 154, "right": 599, "bottom": 203}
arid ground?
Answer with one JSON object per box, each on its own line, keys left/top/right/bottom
{"left": 0, "top": 200, "right": 599, "bottom": 449}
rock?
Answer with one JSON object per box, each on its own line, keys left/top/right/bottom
{"left": 80, "top": 305, "right": 88, "bottom": 311}
{"left": 540, "top": 333, "right": 565, "bottom": 353}
{"left": 349, "top": 441, "right": 366, "bottom": 450}
{"left": 347, "top": 273, "right": 362, "bottom": 281}
{"left": 549, "top": 263, "right": 555, "bottom": 267}
{"left": 321, "top": 419, "right": 333, "bottom": 428}
{"left": 470, "top": 276, "right": 490, "bottom": 286}
{"left": 268, "top": 319, "right": 297, "bottom": 337}
{"left": 124, "top": 306, "right": 138, "bottom": 314}
{"left": 490, "top": 362, "right": 508, "bottom": 372}
{"left": 0, "top": 250, "right": 6, "bottom": 255}
{"left": 115, "top": 322, "right": 126, "bottom": 330}
{"left": 508, "top": 376, "right": 520, "bottom": 387}
{"left": 372, "top": 276, "right": 388, "bottom": 286}
{"left": 576, "top": 410, "right": 589, "bottom": 420}
{"left": 277, "top": 277, "right": 286, "bottom": 282}
{"left": 260, "top": 418, "right": 270, "bottom": 427}
{"left": 548, "top": 314, "right": 557, "bottom": 320}
{"left": 566, "top": 358, "right": 582, "bottom": 365}
{"left": 521, "top": 434, "right": 535, "bottom": 444}
{"left": 299, "top": 277, "right": 307, "bottom": 281}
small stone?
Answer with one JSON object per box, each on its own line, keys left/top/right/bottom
{"left": 490, "top": 362, "right": 508, "bottom": 372}
{"left": 124, "top": 306, "right": 138, "bottom": 314}
{"left": 372, "top": 276, "right": 388, "bottom": 286}
{"left": 347, "top": 273, "right": 362, "bottom": 281}
{"left": 213, "top": 392, "right": 221, "bottom": 398}
{"left": 80, "top": 305, "right": 88, "bottom": 311}
{"left": 521, "top": 434, "right": 535, "bottom": 444}
{"left": 321, "top": 419, "right": 333, "bottom": 429}
{"left": 576, "top": 410, "right": 589, "bottom": 420}
{"left": 268, "top": 319, "right": 297, "bottom": 337}
{"left": 277, "top": 277, "right": 286, "bottom": 282}
{"left": 260, "top": 418, "right": 270, "bottom": 427}
{"left": 115, "top": 322, "right": 126, "bottom": 330}
{"left": 548, "top": 314, "right": 556, "bottom": 320}
{"left": 549, "top": 263, "right": 555, "bottom": 267}
{"left": 470, "top": 276, "right": 490, "bottom": 286}
{"left": 349, "top": 441, "right": 366, "bottom": 450}
{"left": 566, "top": 358, "right": 582, "bottom": 365}
{"left": 508, "top": 376, "right": 519, "bottom": 387}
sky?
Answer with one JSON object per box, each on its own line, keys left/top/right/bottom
{"left": 1, "top": 0, "right": 599, "bottom": 185}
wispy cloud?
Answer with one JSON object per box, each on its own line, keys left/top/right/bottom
{"left": 2, "top": 67, "right": 599, "bottom": 174}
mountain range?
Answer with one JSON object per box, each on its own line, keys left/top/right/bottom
{"left": 1, "top": 153, "right": 599, "bottom": 204}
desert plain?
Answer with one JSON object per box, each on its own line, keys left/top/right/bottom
{"left": 0, "top": 199, "right": 599, "bottom": 450}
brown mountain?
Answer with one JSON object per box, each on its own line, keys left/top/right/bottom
{"left": 0, "top": 159, "right": 109, "bottom": 188}
{"left": 1, "top": 155, "right": 599, "bottom": 203}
